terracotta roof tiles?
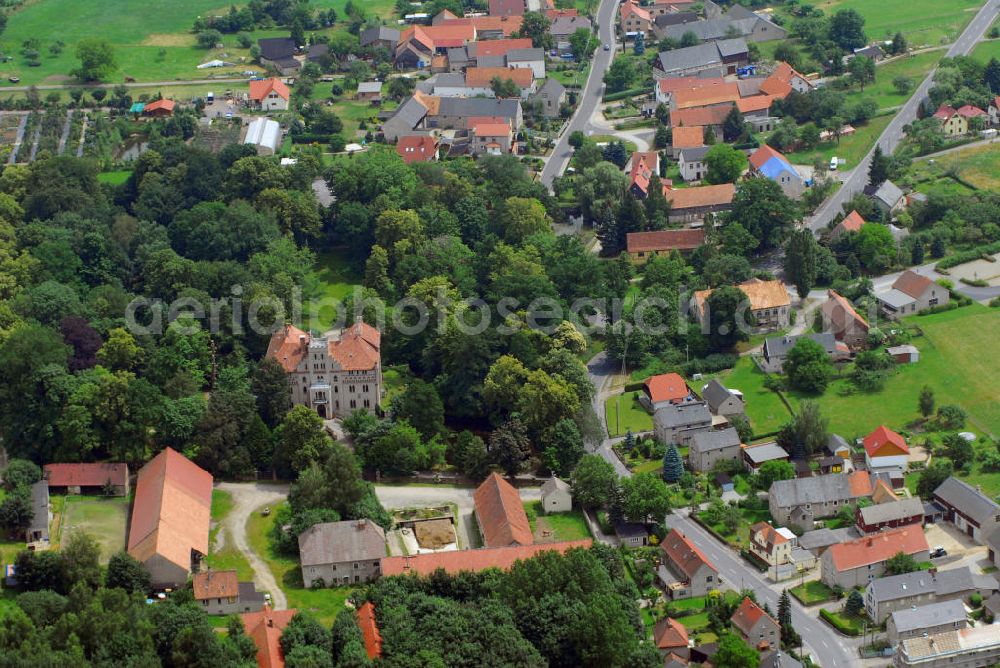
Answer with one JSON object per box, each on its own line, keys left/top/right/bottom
{"left": 380, "top": 540, "right": 592, "bottom": 575}
{"left": 672, "top": 125, "right": 704, "bottom": 149}
{"left": 864, "top": 425, "right": 909, "bottom": 457}
{"left": 827, "top": 526, "right": 928, "bottom": 572}
{"left": 627, "top": 229, "right": 704, "bottom": 254}
{"left": 249, "top": 77, "right": 290, "bottom": 102}
{"left": 43, "top": 462, "right": 128, "bottom": 488}
{"left": 660, "top": 528, "right": 717, "bottom": 579}
{"left": 192, "top": 569, "right": 239, "bottom": 600}
{"left": 643, "top": 372, "right": 691, "bottom": 404}
{"left": 474, "top": 473, "right": 533, "bottom": 547}
{"left": 242, "top": 607, "right": 297, "bottom": 668}
{"left": 357, "top": 602, "right": 383, "bottom": 660}
{"left": 665, "top": 182, "right": 735, "bottom": 210}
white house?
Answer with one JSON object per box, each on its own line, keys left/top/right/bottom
{"left": 541, "top": 476, "right": 572, "bottom": 513}
{"left": 506, "top": 48, "right": 545, "bottom": 79}
{"left": 678, "top": 146, "right": 710, "bottom": 181}
{"left": 863, "top": 425, "right": 909, "bottom": 471}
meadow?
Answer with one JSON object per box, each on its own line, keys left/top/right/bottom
{"left": 786, "top": 113, "right": 893, "bottom": 169}
{"left": 908, "top": 142, "right": 1000, "bottom": 192}
{"left": 841, "top": 50, "right": 943, "bottom": 111}
{"left": 59, "top": 495, "right": 128, "bottom": 563}
{"left": 813, "top": 0, "right": 983, "bottom": 47}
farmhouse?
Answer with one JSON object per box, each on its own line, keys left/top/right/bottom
{"left": 820, "top": 289, "right": 869, "bottom": 349}
{"left": 701, "top": 379, "right": 744, "bottom": 419}
{"left": 669, "top": 104, "right": 732, "bottom": 135}
{"left": 865, "top": 179, "right": 905, "bottom": 215}
{"left": 380, "top": 540, "right": 592, "bottom": 575}
{"left": 855, "top": 497, "right": 923, "bottom": 534}
{"left": 665, "top": 182, "right": 736, "bottom": 223}
{"left": 653, "top": 402, "right": 712, "bottom": 446}
{"left": 43, "top": 462, "right": 129, "bottom": 496}
{"left": 933, "top": 476, "right": 1000, "bottom": 544}
{"left": 887, "top": 599, "right": 968, "bottom": 645}
{"left": 249, "top": 78, "right": 290, "bottom": 111}
{"left": 768, "top": 471, "right": 873, "bottom": 527}
{"left": 657, "top": 38, "right": 749, "bottom": 77}
{"left": 671, "top": 125, "right": 705, "bottom": 158}
{"left": 687, "top": 427, "right": 742, "bottom": 472}
{"left": 820, "top": 526, "right": 929, "bottom": 589}
{"left": 192, "top": 569, "right": 265, "bottom": 616}
{"left": 692, "top": 278, "right": 791, "bottom": 333}
{"left": 127, "top": 448, "right": 213, "bottom": 588}
{"left": 730, "top": 596, "right": 780, "bottom": 650}
{"left": 865, "top": 566, "right": 999, "bottom": 622}
{"left": 474, "top": 472, "right": 533, "bottom": 548}
{"left": 298, "top": 519, "right": 386, "bottom": 587}
{"left": 658, "top": 528, "right": 719, "bottom": 599}
{"left": 876, "top": 270, "right": 949, "bottom": 319}
{"left": 678, "top": 145, "right": 711, "bottom": 181}
{"left": 626, "top": 229, "right": 705, "bottom": 263}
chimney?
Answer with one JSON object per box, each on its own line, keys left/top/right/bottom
{"left": 357, "top": 519, "right": 367, "bottom": 530}
{"left": 299, "top": 335, "right": 307, "bottom": 350}
{"left": 267, "top": 618, "right": 274, "bottom": 628}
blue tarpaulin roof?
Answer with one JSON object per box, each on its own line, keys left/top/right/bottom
{"left": 129, "top": 102, "right": 145, "bottom": 114}
{"left": 758, "top": 155, "right": 794, "bottom": 180}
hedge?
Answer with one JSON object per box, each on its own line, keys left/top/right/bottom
{"left": 603, "top": 87, "right": 647, "bottom": 102}
{"left": 935, "top": 241, "right": 1000, "bottom": 271}
{"left": 819, "top": 609, "right": 861, "bottom": 636}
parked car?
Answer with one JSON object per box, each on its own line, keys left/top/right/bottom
{"left": 603, "top": 43, "right": 610, "bottom": 51}
{"left": 930, "top": 546, "right": 947, "bottom": 558}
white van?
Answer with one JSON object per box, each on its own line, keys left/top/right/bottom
{"left": 829, "top": 156, "right": 838, "bottom": 171}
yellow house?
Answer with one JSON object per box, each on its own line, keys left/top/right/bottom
{"left": 748, "top": 522, "right": 794, "bottom": 568}
{"left": 933, "top": 105, "right": 968, "bottom": 137}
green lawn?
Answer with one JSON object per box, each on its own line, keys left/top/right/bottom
{"left": 604, "top": 390, "right": 654, "bottom": 437}
{"left": 697, "top": 507, "right": 772, "bottom": 548}
{"left": 796, "top": 304, "right": 1000, "bottom": 439}
{"left": 842, "top": 51, "right": 943, "bottom": 111}
{"left": 380, "top": 365, "right": 412, "bottom": 409}
{"left": 59, "top": 496, "right": 128, "bottom": 564}
{"left": 246, "top": 501, "right": 356, "bottom": 626}
{"left": 97, "top": 170, "right": 132, "bottom": 185}
{"left": 699, "top": 357, "right": 792, "bottom": 435}
{"left": 204, "top": 489, "right": 254, "bottom": 581}
{"left": 523, "top": 501, "right": 592, "bottom": 542}
{"left": 302, "top": 247, "right": 362, "bottom": 330}
{"left": 972, "top": 38, "right": 1000, "bottom": 63}
{"left": 815, "top": 0, "right": 983, "bottom": 46}
{"left": 786, "top": 114, "right": 893, "bottom": 169}
{"left": 790, "top": 580, "right": 837, "bottom": 605}
{"left": 909, "top": 142, "right": 1000, "bottom": 191}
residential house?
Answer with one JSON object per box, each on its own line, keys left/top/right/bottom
{"left": 474, "top": 472, "right": 533, "bottom": 547}
{"left": 768, "top": 471, "right": 873, "bottom": 527}
{"left": 655, "top": 75, "right": 726, "bottom": 106}
{"left": 627, "top": 150, "right": 662, "bottom": 198}
{"left": 298, "top": 519, "right": 386, "bottom": 587}
{"left": 244, "top": 117, "right": 281, "bottom": 156}
{"left": 540, "top": 475, "right": 572, "bottom": 513}
{"left": 257, "top": 37, "right": 300, "bottom": 75}
{"left": 887, "top": 344, "right": 920, "bottom": 363}
{"left": 731, "top": 596, "right": 780, "bottom": 650}
{"left": 464, "top": 66, "right": 536, "bottom": 97}
{"left": 665, "top": 182, "right": 736, "bottom": 223}
{"left": 615, "top": 519, "right": 651, "bottom": 546}
{"left": 43, "top": 462, "right": 129, "bottom": 496}
{"left": 888, "top": 599, "right": 969, "bottom": 645}
{"left": 380, "top": 540, "right": 592, "bottom": 575}
{"left": 957, "top": 104, "right": 987, "bottom": 127}
{"left": 701, "top": 378, "right": 745, "bottom": 419}
{"left": 760, "top": 332, "right": 841, "bottom": 374}
{"left": 26, "top": 480, "right": 50, "bottom": 545}
{"left": 506, "top": 48, "right": 545, "bottom": 78}
{"left": 856, "top": 497, "right": 924, "bottom": 534}
{"left": 748, "top": 144, "right": 805, "bottom": 199}
{"left": 266, "top": 322, "right": 382, "bottom": 419}
{"left": 643, "top": 372, "right": 694, "bottom": 410}
{"left": 736, "top": 94, "right": 777, "bottom": 118}
{"left": 866, "top": 566, "right": 999, "bottom": 622}
{"left": 760, "top": 651, "right": 803, "bottom": 668}
{"left": 658, "top": 528, "right": 720, "bottom": 599}
{"left": 984, "top": 529, "right": 1000, "bottom": 569}
{"left": 670, "top": 80, "right": 741, "bottom": 111}
{"left": 933, "top": 476, "right": 1000, "bottom": 544}
{"left": 653, "top": 618, "right": 690, "bottom": 659}
{"left": 468, "top": 37, "right": 533, "bottom": 59}
{"left": 896, "top": 623, "right": 1000, "bottom": 667}
{"left": 626, "top": 229, "right": 705, "bottom": 263}
{"left": 692, "top": 278, "right": 791, "bottom": 333}
{"left": 657, "top": 38, "right": 749, "bottom": 77}
{"left": 669, "top": 103, "right": 732, "bottom": 135}
{"left": 864, "top": 425, "right": 909, "bottom": 472}
{"left": 652, "top": 11, "right": 700, "bottom": 39}
{"left": 762, "top": 61, "right": 814, "bottom": 95}
{"left": 431, "top": 97, "right": 523, "bottom": 131}
{"left": 671, "top": 125, "right": 705, "bottom": 159}
{"left": 192, "top": 570, "right": 265, "bottom": 615}
{"left": 654, "top": 402, "right": 713, "bottom": 446}
{"left": 829, "top": 209, "right": 865, "bottom": 241}
{"left": 742, "top": 442, "right": 790, "bottom": 472}
{"left": 620, "top": 1, "right": 653, "bottom": 36}
{"left": 688, "top": 427, "right": 742, "bottom": 472}
{"left": 820, "top": 526, "right": 929, "bottom": 588}
{"left": 827, "top": 434, "right": 852, "bottom": 460}
{"left": 678, "top": 145, "right": 711, "bottom": 181}
{"left": 469, "top": 117, "right": 514, "bottom": 155}
{"left": 360, "top": 26, "right": 401, "bottom": 50}
{"left": 820, "top": 289, "right": 869, "bottom": 350}
{"left": 489, "top": 0, "right": 524, "bottom": 16}
{"left": 748, "top": 522, "right": 796, "bottom": 569}
{"left": 248, "top": 78, "right": 290, "bottom": 111}
{"left": 357, "top": 602, "right": 383, "bottom": 661}
{"left": 876, "top": 270, "right": 949, "bottom": 319}
{"left": 395, "top": 134, "right": 439, "bottom": 164}
{"left": 551, "top": 16, "right": 592, "bottom": 53}
{"left": 865, "top": 179, "right": 906, "bottom": 215}
{"left": 143, "top": 99, "right": 175, "bottom": 118}
{"left": 442, "top": 15, "right": 523, "bottom": 40}
{"left": 933, "top": 105, "right": 967, "bottom": 136}
{"left": 530, "top": 77, "right": 566, "bottom": 117}
{"left": 127, "top": 448, "right": 212, "bottom": 588}
{"left": 242, "top": 606, "right": 297, "bottom": 668}
{"left": 657, "top": 6, "right": 786, "bottom": 44}
{"left": 356, "top": 81, "right": 383, "bottom": 102}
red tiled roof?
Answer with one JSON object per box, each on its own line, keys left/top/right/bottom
{"left": 546, "top": 8, "right": 578, "bottom": 18}
{"left": 629, "top": 155, "right": 654, "bottom": 194}
{"left": 826, "top": 526, "right": 928, "bottom": 572}
{"left": 396, "top": 135, "right": 438, "bottom": 164}
{"left": 673, "top": 82, "right": 740, "bottom": 109}
{"left": 660, "top": 529, "right": 717, "bottom": 579}
{"left": 474, "top": 472, "right": 533, "bottom": 547}
{"left": 43, "top": 462, "right": 128, "bottom": 488}
{"left": 933, "top": 104, "right": 957, "bottom": 120}
{"left": 749, "top": 144, "right": 785, "bottom": 170}
{"left": 848, "top": 469, "right": 874, "bottom": 497}
{"left": 471, "top": 121, "right": 512, "bottom": 137}
{"left": 658, "top": 76, "right": 726, "bottom": 94}
{"left": 736, "top": 95, "right": 775, "bottom": 113}
{"left": 957, "top": 105, "right": 986, "bottom": 118}
{"left": 838, "top": 210, "right": 865, "bottom": 234}
{"left": 627, "top": 229, "right": 705, "bottom": 254}
{"left": 249, "top": 77, "right": 290, "bottom": 102}
{"left": 192, "top": 569, "right": 239, "bottom": 600}
{"left": 466, "top": 66, "right": 533, "bottom": 88}
{"left": 127, "top": 448, "right": 212, "bottom": 577}
{"left": 266, "top": 323, "right": 308, "bottom": 373}
{"left": 653, "top": 617, "right": 689, "bottom": 650}
{"left": 672, "top": 125, "right": 704, "bottom": 149}
{"left": 621, "top": 1, "right": 652, "bottom": 22}
{"left": 892, "top": 270, "right": 934, "bottom": 299}
{"left": 670, "top": 104, "right": 733, "bottom": 128}
{"left": 666, "top": 183, "right": 736, "bottom": 210}
{"left": 242, "top": 607, "right": 297, "bottom": 668}
{"left": 267, "top": 322, "right": 380, "bottom": 374}
{"left": 823, "top": 289, "right": 868, "bottom": 335}
{"left": 143, "top": 99, "right": 175, "bottom": 113}
{"left": 357, "top": 602, "right": 383, "bottom": 660}
{"left": 380, "top": 540, "right": 592, "bottom": 575}
{"left": 760, "top": 62, "right": 811, "bottom": 99}
{"left": 731, "top": 597, "right": 776, "bottom": 636}
{"left": 443, "top": 15, "right": 522, "bottom": 36}
{"left": 469, "top": 38, "right": 533, "bottom": 57}
{"left": 643, "top": 372, "right": 690, "bottom": 404}
{"left": 750, "top": 521, "right": 790, "bottom": 549}
{"left": 863, "top": 425, "right": 909, "bottom": 457}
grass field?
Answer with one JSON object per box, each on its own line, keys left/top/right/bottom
{"left": 910, "top": 142, "right": 1000, "bottom": 191}
{"left": 204, "top": 489, "right": 253, "bottom": 581}
{"left": 790, "top": 579, "right": 837, "bottom": 605}
{"left": 0, "top": 0, "right": 397, "bottom": 86}
{"left": 604, "top": 390, "right": 654, "bottom": 437}
{"left": 302, "top": 247, "right": 362, "bottom": 329}
{"left": 698, "top": 507, "right": 772, "bottom": 549}
{"left": 786, "top": 114, "right": 893, "bottom": 169}
{"left": 98, "top": 170, "right": 132, "bottom": 185}
{"left": 699, "top": 357, "right": 792, "bottom": 435}
{"left": 246, "top": 501, "right": 356, "bottom": 626}
{"left": 814, "top": 0, "right": 982, "bottom": 47}
{"left": 59, "top": 495, "right": 128, "bottom": 563}
{"left": 524, "top": 501, "right": 592, "bottom": 542}
{"left": 972, "top": 38, "right": 1000, "bottom": 63}
{"left": 842, "top": 51, "right": 943, "bottom": 111}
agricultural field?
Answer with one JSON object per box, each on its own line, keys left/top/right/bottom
{"left": 59, "top": 495, "right": 128, "bottom": 563}
{"left": 0, "top": 0, "right": 397, "bottom": 86}
{"left": 786, "top": 113, "right": 893, "bottom": 169}
{"left": 813, "top": 0, "right": 983, "bottom": 47}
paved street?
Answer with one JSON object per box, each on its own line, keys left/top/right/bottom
{"left": 540, "top": 0, "right": 620, "bottom": 187}
{"left": 807, "top": 0, "right": 1000, "bottom": 231}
